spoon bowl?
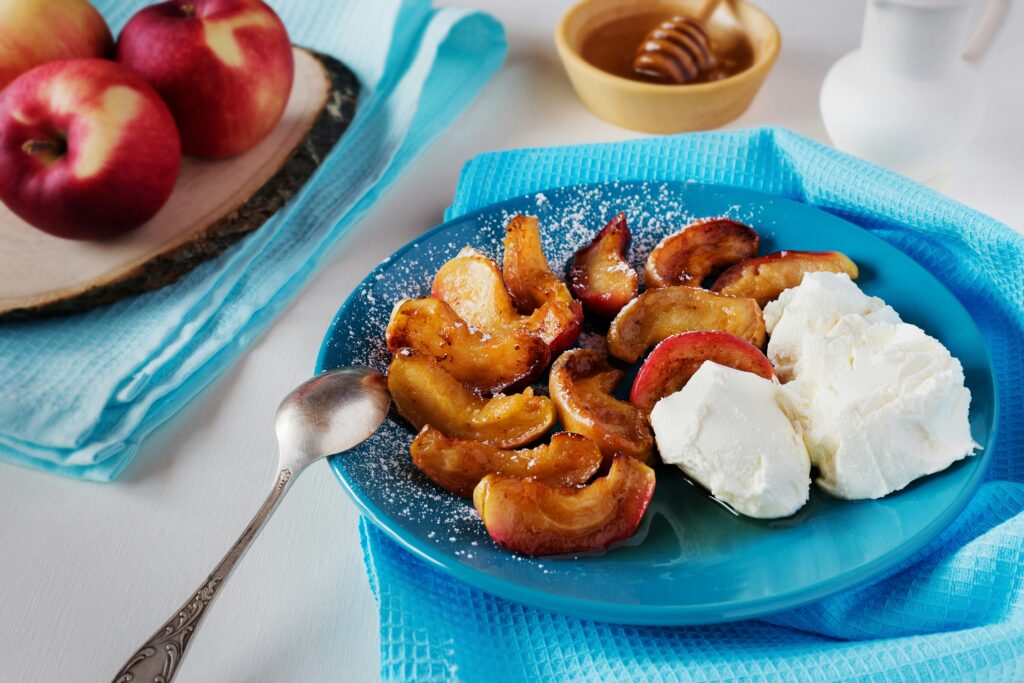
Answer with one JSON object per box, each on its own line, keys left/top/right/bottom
{"left": 276, "top": 367, "right": 391, "bottom": 470}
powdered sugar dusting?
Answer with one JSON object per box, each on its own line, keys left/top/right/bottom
{"left": 323, "top": 181, "right": 771, "bottom": 563}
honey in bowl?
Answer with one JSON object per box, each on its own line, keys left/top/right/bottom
{"left": 580, "top": 11, "right": 754, "bottom": 85}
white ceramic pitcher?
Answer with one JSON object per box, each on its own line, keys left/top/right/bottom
{"left": 820, "top": 0, "right": 1009, "bottom": 182}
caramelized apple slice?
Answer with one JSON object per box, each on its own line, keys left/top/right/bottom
{"left": 385, "top": 297, "right": 549, "bottom": 395}
{"left": 549, "top": 349, "right": 654, "bottom": 464}
{"left": 711, "top": 250, "right": 859, "bottom": 307}
{"left": 503, "top": 215, "right": 577, "bottom": 309}
{"left": 569, "top": 213, "right": 639, "bottom": 317}
{"left": 411, "top": 426, "right": 602, "bottom": 497}
{"left": 432, "top": 248, "right": 581, "bottom": 355}
{"left": 529, "top": 299, "right": 583, "bottom": 357}
{"left": 432, "top": 248, "right": 519, "bottom": 327}
{"left": 474, "top": 455, "right": 656, "bottom": 556}
{"left": 387, "top": 351, "right": 554, "bottom": 448}
{"left": 607, "top": 286, "right": 766, "bottom": 363}
{"left": 630, "top": 331, "right": 776, "bottom": 414}
{"left": 646, "top": 218, "right": 759, "bottom": 288}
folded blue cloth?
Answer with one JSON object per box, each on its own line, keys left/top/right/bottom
{"left": 0, "top": 0, "right": 505, "bottom": 480}
{"left": 361, "top": 128, "right": 1024, "bottom": 681}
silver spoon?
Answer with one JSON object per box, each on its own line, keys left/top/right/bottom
{"left": 114, "top": 366, "right": 391, "bottom": 683}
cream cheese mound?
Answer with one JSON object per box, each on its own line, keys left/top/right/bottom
{"left": 763, "top": 271, "right": 901, "bottom": 380}
{"left": 764, "top": 272, "right": 977, "bottom": 500}
{"left": 651, "top": 362, "right": 811, "bottom": 518}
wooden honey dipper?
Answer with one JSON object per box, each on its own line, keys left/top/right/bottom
{"left": 633, "top": 0, "right": 733, "bottom": 84}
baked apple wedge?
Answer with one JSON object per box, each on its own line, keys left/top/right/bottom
{"left": 569, "top": 213, "right": 639, "bottom": 317}
{"left": 630, "top": 331, "right": 776, "bottom": 414}
{"left": 411, "top": 426, "right": 602, "bottom": 497}
{"left": 473, "top": 455, "right": 656, "bottom": 557}
{"left": 503, "top": 215, "right": 583, "bottom": 352}
{"left": 503, "top": 215, "right": 578, "bottom": 308}
{"left": 432, "top": 248, "right": 581, "bottom": 356}
{"left": 645, "top": 218, "right": 759, "bottom": 288}
{"left": 607, "top": 286, "right": 766, "bottom": 363}
{"left": 385, "top": 297, "right": 550, "bottom": 396}
{"left": 387, "top": 350, "right": 554, "bottom": 448}
{"left": 549, "top": 349, "right": 654, "bottom": 464}
{"left": 711, "top": 250, "right": 859, "bottom": 306}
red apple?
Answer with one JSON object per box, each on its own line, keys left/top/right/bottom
{"left": 116, "top": 0, "right": 294, "bottom": 158}
{"left": 0, "top": 0, "right": 114, "bottom": 91}
{"left": 0, "top": 58, "right": 181, "bottom": 239}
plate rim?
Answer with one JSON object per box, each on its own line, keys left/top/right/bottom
{"left": 316, "top": 180, "right": 999, "bottom": 625}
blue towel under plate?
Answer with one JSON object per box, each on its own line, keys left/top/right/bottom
{"left": 0, "top": 0, "right": 506, "bottom": 480}
{"left": 360, "top": 128, "right": 1024, "bottom": 682}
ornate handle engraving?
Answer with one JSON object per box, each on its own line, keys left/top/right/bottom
{"left": 113, "top": 468, "right": 294, "bottom": 682}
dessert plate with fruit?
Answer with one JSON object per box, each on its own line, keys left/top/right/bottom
{"left": 317, "top": 180, "right": 997, "bottom": 625}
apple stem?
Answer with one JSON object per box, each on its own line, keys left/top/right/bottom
{"left": 180, "top": 3, "right": 196, "bottom": 17}
{"left": 22, "top": 139, "right": 65, "bottom": 158}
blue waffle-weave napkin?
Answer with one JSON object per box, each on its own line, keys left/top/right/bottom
{"left": 0, "top": 0, "right": 505, "bottom": 480}
{"left": 360, "top": 128, "right": 1024, "bottom": 682}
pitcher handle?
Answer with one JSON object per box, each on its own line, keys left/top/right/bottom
{"left": 963, "top": 0, "right": 1009, "bottom": 63}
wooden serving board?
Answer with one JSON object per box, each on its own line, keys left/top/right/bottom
{"left": 0, "top": 47, "right": 359, "bottom": 319}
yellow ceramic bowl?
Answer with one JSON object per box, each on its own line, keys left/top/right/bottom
{"left": 555, "top": 0, "right": 780, "bottom": 133}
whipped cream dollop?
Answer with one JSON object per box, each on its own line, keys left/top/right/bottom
{"left": 651, "top": 361, "right": 811, "bottom": 518}
{"left": 764, "top": 272, "right": 977, "bottom": 500}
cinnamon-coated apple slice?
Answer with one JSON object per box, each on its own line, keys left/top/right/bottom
{"left": 549, "top": 349, "right": 654, "bottom": 464}
{"left": 473, "top": 455, "right": 656, "bottom": 557}
{"left": 411, "top": 426, "right": 602, "bottom": 497}
{"left": 711, "top": 250, "right": 859, "bottom": 306}
{"left": 607, "top": 286, "right": 766, "bottom": 363}
{"left": 630, "top": 331, "right": 776, "bottom": 414}
{"left": 568, "top": 213, "right": 639, "bottom": 317}
{"left": 432, "top": 248, "right": 581, "bottom": 356}
{"left": 385, "top": 297, "right": 550, "bottom": 396}
{"left": 645, "top": 218, "right": 759, "bottom": 288}
{"left": 387, "top": 350, "right": 554, "bottom": 449}
{"left": 503, "top": 215, "right": 580, "bottom": 305}
{"left": 502, "top": 215, "right": 583, "bottom": 352}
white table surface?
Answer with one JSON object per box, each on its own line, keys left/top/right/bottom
{"left": 1, "top": 2, "right": 1021, "bottom": 681}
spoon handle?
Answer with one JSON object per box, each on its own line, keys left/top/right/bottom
{"left": 113, "top": 467, "right": 296, "bottom": 683}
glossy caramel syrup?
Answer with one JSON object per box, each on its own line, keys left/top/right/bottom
{"left": 580, "top": 11, "right": 754, "bottom": 85}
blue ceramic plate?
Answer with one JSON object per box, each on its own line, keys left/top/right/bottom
{"left": 316, "top": 181, "right": 997, "bottom": 625}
